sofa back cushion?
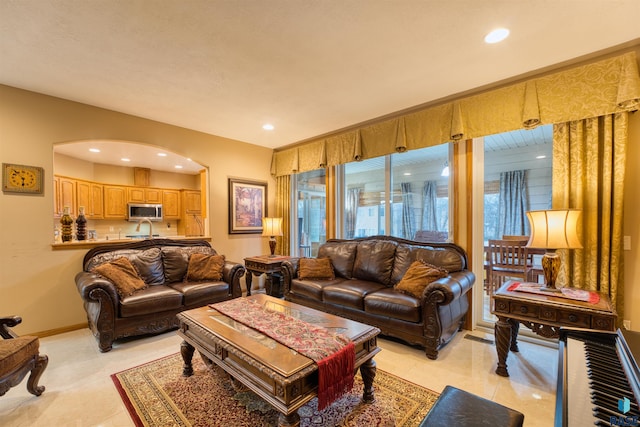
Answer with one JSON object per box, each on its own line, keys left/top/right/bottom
{"left": 317, "top": 241, "right": 358, "bottom": 279}
{"left": 391, "top": 244, "right": 465, "bottom": 285}
{"left": 161, "top": 246, "right": 215, "bottom": 283}
{"left": 86, "top": 247, "right": 164, "bottom": 285}
{"left": 352, "top": 240, "right": 397, "bottom": 285}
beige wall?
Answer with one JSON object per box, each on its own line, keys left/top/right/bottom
{"left": 0, "top": 85, "right": 275, "bottom": 335}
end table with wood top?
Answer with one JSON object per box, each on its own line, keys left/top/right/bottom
{"left": 244, "top": 255, "right": 291, "bottom": 298}
{"left": 491, "top": 280, "right": 617, "bottom": 377}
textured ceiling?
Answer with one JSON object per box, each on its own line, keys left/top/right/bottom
{"left": 1, "top": 1, "right": 639, "bottom": 150}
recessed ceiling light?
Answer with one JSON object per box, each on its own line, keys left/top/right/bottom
{"left": 403, "top": 172, "right": 411, "bottom": 176}
{"left": 263, "top": 123, "right": 275, "bottom": 131}
{"left": 121, "top": 158, "right": 131, "bottom": 162}
{"left": 536, "top": 155, "right": 546, "bottom": 159}
{"left": 157, "top": 153, "right": 167, "bottom": 157}
{"left": 174, "top": 165, "right": 183, "bottom": 169}
{"left": 89, "top": 148, "right": 100, "bottom": 153}
{"left": 484, "top": 28, "right": 510, "bottom": 44}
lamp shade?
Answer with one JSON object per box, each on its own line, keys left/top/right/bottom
{"left": 261, "top": 217, "right": 283, "bottom": 237}
{"left": 526, "top": 209, "right": 583, "bottom": 249}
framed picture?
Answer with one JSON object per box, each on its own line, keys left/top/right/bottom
{"left": 2, "top": 163, "right": 44, "bottom": 195}
{"left": 228, "top": 178, "right": 267, "bottom": 234}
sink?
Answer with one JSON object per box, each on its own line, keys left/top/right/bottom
{"left": 125, "top": 234, "right": 160, "bottom": 239}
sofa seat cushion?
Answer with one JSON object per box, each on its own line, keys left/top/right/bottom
{"left": 169, "top": 281, "right": 229, "bottom": 306}
{"left": 290, "top": 278, "right": 347, "bottom": 300}
{"left": 0, "top": 335, "right": 39, "bottom": 376}
{"left": 323, "top": 280, "right": 386, "bottom": 310}
{"left": 364, "top": 289, "right": 421, "bottom": 323}
{"left": 119, "top": 285, "right": 183, "bottom": 317}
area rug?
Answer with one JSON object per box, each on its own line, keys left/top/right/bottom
{"left": 112, "top": 353, "right": 439, "bottom": 427}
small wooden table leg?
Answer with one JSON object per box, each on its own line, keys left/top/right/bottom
{"left": 181, "top": 340, "right": 195, "bottom": 377}
{"left": 509, "top": 318, "right": 520, "bottom": 352}
{"left": 494, "top": 316, "right": 512, "bottom": 377}
{"left": 245, "top": 271, "right": 253, "bottom": 296}
{"left": 278, "top": 411, "right": 300, "bottom": 427}
{"left": 360, "top": 357, "right": 377, "bottom": 403}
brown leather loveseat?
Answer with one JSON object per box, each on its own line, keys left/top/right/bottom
{"left": 282, "top": 236, "right": 475, "bottom": 359}
{"left": 75, "top": 239, "right": 245, "bottom": 352}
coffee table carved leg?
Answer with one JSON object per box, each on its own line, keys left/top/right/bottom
{"left": 181, "top": 340, "right": 195, "bottom": 377}
{"left": 494, "top": 316, "right": 512, "bottom": 377}
{"left": 278, "top": 412, "right": 300, "bottom": 427}
{"left": 360, "top": 357, "right": 377, "bottom": 403}
{"left": 509, "top": 319, "right": 520, "bottom": 352}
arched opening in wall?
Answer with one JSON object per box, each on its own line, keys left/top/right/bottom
{"left": 52, "top": 140, "right": 208, "bottom": 241}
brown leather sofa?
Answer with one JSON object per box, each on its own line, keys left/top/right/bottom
{"left": 75, "top": 239, "right": 245, "bottom": 352}
{"left": 282, "top": 236, "right": 475, "bottom": 359}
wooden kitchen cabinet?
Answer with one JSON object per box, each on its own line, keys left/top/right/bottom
{"left": 76, "top": 180, "right": 104, "bottom": 219}
{"left": 103, "top": 185, "right": 127, "bottom": 219}
{"left": 162, "top": 189, "right": 181, "bottom": 219}
{"left": 182, "top": 190, "right": 201, "bottom": 213}
{"left": 127, "top": 187, "right": 162, "bottom": 204}
{"left": 54, "top": 176, "right": 76, "bottom": 218}
{"left": 178, "top": 190, "right": 202, "bottom": 236}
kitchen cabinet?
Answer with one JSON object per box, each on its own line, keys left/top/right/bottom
{"left": 103, "top": 185, "right": 127, "bottom": 219}
{"left": 127, "top": 187, "right": 162, "bottom": 204}
{"left": 162, "top": 189, "right": 181, "bottom": 219}
{"left": 76, "top": 180, "right": 104, "bottom": 219}
{"left": 54, "top": 176, "right": 76, "bottom": 218}
{"left": 178, "top": 190, "right": 202, "bottom": 236}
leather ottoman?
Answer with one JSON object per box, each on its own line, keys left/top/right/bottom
{"left": 420, "top": 385, "right": 524, "bottom": 426}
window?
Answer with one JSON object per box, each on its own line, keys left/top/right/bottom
{"left": 293, "top": 169, "right": 326, "bottom": 257}
{"left": 341, "top": 144, "right": 450, "bottom": 241}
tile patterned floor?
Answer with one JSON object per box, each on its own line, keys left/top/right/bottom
{"left": 0, "top": 327, "right": 556, "bottom": 426}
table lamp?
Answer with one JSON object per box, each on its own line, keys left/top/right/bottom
{"left": 525, "top": 209, "right": 582, "bottom": 292}
{"left": 262, "top": 217, "right": 283, "bottom": 257}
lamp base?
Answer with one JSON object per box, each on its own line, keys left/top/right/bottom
{"left": 541, "top": 250, "right": 561, "bottom": 292}
{"left": 268, "top": 237, "right": 276, "bottom": 257}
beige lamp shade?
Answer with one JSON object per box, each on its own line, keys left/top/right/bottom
{"left": 526, "top": 209, "right": 582, "bottom": 250}
{"left": 262, "top": 217, "right": 283, "bottom": 237}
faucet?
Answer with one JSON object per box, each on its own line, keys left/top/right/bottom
{"left": 136, "top": 218, "right": 153, "bottom": 239}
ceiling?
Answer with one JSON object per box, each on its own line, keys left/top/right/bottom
{"left": 2, "top": 1, "right": 639, "bottom": 151}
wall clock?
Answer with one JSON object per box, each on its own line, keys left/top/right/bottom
{"left": 2, "top": 163, "right": 44, "bottom": 194}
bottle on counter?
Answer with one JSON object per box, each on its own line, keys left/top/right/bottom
{"left": 76, "top": 206, "right": 87, "bottom": 241}
{"left": 60, "top": 206, "right": 74, "bottom": 242}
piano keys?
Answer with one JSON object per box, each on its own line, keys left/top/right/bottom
{"left": 556, "top": 328, "right": 640, "bottom": 426}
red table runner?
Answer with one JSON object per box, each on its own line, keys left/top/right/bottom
{"left": 211, "top": 298, "right": 355, "bottom": 410}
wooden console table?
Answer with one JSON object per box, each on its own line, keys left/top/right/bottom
{"left": 491, "top": 281, "right": 617, "bottom": 377}
{"left": 244, "top": 255, "right": 291, "bottom": 298}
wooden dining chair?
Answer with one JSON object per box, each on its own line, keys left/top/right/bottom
{"left": 486, "top": 239, "right": 533, "bottom": 294}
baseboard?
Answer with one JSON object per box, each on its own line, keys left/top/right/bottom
{"left": 31, "top": 323, "right": 87, "bottom": 338}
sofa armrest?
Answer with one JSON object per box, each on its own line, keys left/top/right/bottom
{"left": 281, "top": 258, "right": 300, "bottom": 293}
{"left": 75, "top": 271, "right": 121, "bottom": 304}
{"left": 0, "top": 315, "right": 21, "bottom": 339}
{"left": 221, "top": 261, "right": 246, "bottom": 299}
{"left": 423, "top": 271, "right": 475, "bottom": 305}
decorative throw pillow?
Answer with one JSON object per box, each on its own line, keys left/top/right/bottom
{"left": 92, "top": 257, "right": 147, "bottom": 299}
{"left": 186, "top": 253, "right": 225, "bottom": 282}
{"left": 298, "top": 257, "right": 335, "bottom": 280}
{"left": 394, "top": 260, "right": 448, "bottom": 299}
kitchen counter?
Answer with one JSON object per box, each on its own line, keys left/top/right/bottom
{"left": 51, "top": 236, "right": 211, "bottom": 251}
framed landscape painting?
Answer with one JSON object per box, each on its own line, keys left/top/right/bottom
{"left": 228, "top": 178, "right": 267, "bottom": 234}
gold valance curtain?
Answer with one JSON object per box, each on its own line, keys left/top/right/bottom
{"left": 552, "top": 112, "right": 628, "bottom": 323}
{"left": 271, "top": 52, "right": 640, "bottom": 177}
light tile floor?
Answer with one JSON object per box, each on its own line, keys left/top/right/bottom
{"left": 0, "top": 327, "right": 556, "bottom": 426}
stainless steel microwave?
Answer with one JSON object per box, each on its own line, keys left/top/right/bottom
{"left": 127, "top": 203, "right": 163, "bottom": 222}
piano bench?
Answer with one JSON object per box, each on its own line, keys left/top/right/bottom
{"left": 419, "top": 385, "right": 524, "bottom": 427}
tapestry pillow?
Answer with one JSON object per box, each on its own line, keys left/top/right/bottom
{"left": 186, "top": 253, "right": 225, "bottom": 282}
{"left": 394, "top": 260, "right": 448, "bottom": 298}
{"left": 298, "top": 257, "right": 335, "bottom": 280}
{"left": 92, "top": 257, "right": 147, "bottom": 299}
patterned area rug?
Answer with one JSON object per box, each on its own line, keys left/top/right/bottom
{"left": 112, "top": 353, "right": 439, "bottom": 427}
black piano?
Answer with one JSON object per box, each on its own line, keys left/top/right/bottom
{"left": 556, "top": 328, "right": 640, "bottom": 426}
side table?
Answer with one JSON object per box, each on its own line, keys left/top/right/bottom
{"left": 244, "top": 255, "right": 291, "bottom": 298}
{"left": 491, "top": 280, "right": 617, "bottom": 377}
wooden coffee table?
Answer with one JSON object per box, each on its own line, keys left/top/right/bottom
{"left": 177, "top": 294, "right": 381, "bottom": 427}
